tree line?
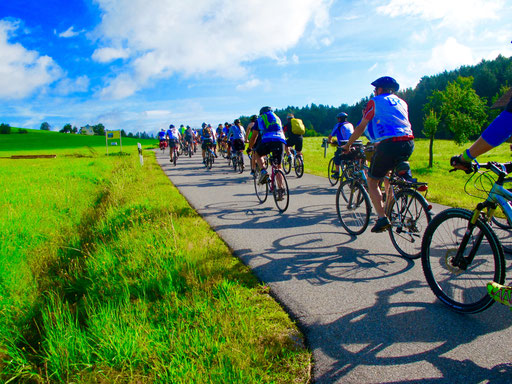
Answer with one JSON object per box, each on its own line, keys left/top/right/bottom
{"left": 241, "top": 54, "right": 512, "bottom": 142}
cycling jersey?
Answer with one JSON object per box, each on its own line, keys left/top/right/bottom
{"left": 166, "top": 127, "right": 180, "bottom": 140}
{"left": 364, "top": 94, "right": 413, "bottom": 142}
{"left": 228, "top": 124, "right": 245, "bottom": 141}
{"left": 330, "top": 122, "right": 354, "bottom": 143}
{"left": 257, "top": 112, "right": 286, "bottom": 144}
{"left": 201, "top": 127, "right": 213, "bottom": 142}
{"left": 158, "top": 131, "right": 166, "bottom": 140}
{"left": 481, "top": 110, "right": 512, "bottom": 147}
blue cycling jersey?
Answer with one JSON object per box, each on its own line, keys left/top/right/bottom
{"left": 257, "top": 112, "right": 286, "bottom": 144}
{"left": 481, "top": 110, "right": 512, "bottom": 147}
{"left": 330, "top": 122, "right": 354, "bottom": 143}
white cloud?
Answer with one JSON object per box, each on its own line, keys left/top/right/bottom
{"left": 93, "top": 0, "right": 332, "bottom": 99}
{"left": 54, "top": 76, "right": 90, "bottom": 95}
{"left": 92, "top": 47, "right": 130, "bottom": 63}
{"left": 58, "top": 26, "right": 80, "bottom": 38}
{"left": 377, "top": 0, "right": 503, "bottom": 29}
{"left": 424, "top": 37, "right": 474, "bottom": 73}
{"left": 236, "top": 78, "right": 262, "bottom": 91}
{"left": 0, "top": 20, "right": 62, "bottom": 99}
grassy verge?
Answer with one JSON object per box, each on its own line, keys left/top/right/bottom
{"left": 302, "top": 137, "right": 512, "bottom": 210}
{"left": 0, "top": 147, "right": 310, "bottom": 383}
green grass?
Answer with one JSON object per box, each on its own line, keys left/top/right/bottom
{"left": 0, "top": 130, "right": 310, "bottom": 383}
{"left": 302, "top": 136, "right": 512, "bottom": 210}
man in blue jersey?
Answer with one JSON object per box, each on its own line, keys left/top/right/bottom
{"left": 227, "top": 119, "right": 246, "bottom": 160}
{"left": 253, "top": 107, "right": 287, "bottom": 198}
{"left": 341, "top": 76, "right": 414, "bottom": 233}
{"left": 328, "top": 112, "right": 354, "bottom": 179}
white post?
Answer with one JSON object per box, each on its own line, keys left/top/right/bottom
{"left": 138, "top": 143, "right": 143, "bottom": 165}
{"left": 105, "top": 130, "right": 108, "bottom": 155}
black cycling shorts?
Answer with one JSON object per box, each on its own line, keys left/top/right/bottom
{"left": 201, "top": 139, "right": 213, "bottom": 150}
{"left": 368, "top": 140, "right": 414, "bottom": 179}
{"left": 168, "top": 139, "right": 178, "bottom": 148}
{"left": 230, "top": 139, "right": 245, "bottom": 151}
{"left": 286, "top": 135, "right": 303, "bottom": 152}
{"left": 255, "top": 141, "right": 284, "bottom": 164}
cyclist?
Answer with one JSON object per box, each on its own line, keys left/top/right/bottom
{"left": 201, "top": 123, "right": 215, "bottom": 164}
{"left": 328, "top": 112, "right": 354, "bottom": 179}
{"left": 253, "top": 107, "right": 287, "bottom": 200}
{"left": 246, "top": 115, "right": 259, "bottom": 175}
{"left": 166, "top": 124, "right": 181, "bottom": 163}
{"left": 184, "top": 125, "right": 194, "bottom": 152}
{"left": 227, "top": 119, "right": 246, "bottom": 161}
{"left": 451, "top": 92, "right": 512, "bottom": 309}
{"left": 158, "top": 128, "right": 166, "bottom": 149}
{"left": 341, "top": 76, "right": 414, "bottom": 233}
{"left": 208, "top": 124, "right": 218, "bottom": 157}
{"left": 283, "top": 113, "right": 304, "bottom": 160}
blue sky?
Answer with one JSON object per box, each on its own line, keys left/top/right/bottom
{"left": 1, "top": 0, "right": 511, "bottom": 135}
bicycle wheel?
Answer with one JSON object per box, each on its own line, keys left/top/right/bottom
{"left": 282, "top": 154, "right": 292, "bottom": 175}
{"left": 294, "top": 155, "right": 304, "bottom": 178}
{"left": 387, "top": 189, "right": 432, "bottom": 259}
{"left": 189, "top": 145, "right": 192, "bottom": 157}
{"left": 272, "top": 169, "right": 289, "bottom": 212}
{"left": 490, "top": 209, "right": 512, "bottom": 254}
{"left": 220, "top": 146, "right": 227, "bottom": 159}
{"left": 207, "top": 153, "right": 213, "bottom": 169}
{"left": 254, "top": 169, "right": 268, "bottom": 203}
{"left": 237, "top": 153, "right": 244, "bottom": 174}
{"left": 421, "top": 208, "right": 505, "bottom": 314}
{"left": 336, "top": 179, "right": 371, "bottom": 235}
{"left": 328, "top": 158, "right": 339, "bottom": 186}
{"left": 173, "top": 149, "right": 177, "bottom": 166}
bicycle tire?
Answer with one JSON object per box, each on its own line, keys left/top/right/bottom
{"left": 387, "top": 189, "right": 432, "bottom": 259}
{"left": 173, "top": 149, "right": 177, "bottom": 166}
{"left": 421, "top": 208, "right": 506, "bottom": 314}
{"left": 254, "top": 169, "right": 268, "bottom": 203}
{"left": 294, "top": 155, "right": 304, "bottom": 178}
{"left": 328, "top": 158, "right": 338, "bottom": 186}
{"left": 237, "top": 153, "right": 244, "bottom": 174}
{"left": 207, "top": 153, "right": 213, "bottom": 170}
{"left": 336, "top": 179, "right": 371, "bottom": 235}
{"left": 272, "top": 169, "right": 290, "bottom": 212}
{"left": 282, "top": 154, "right": 292, "bottom": 175}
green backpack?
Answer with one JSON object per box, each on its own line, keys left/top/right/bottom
{"left": 290, "top": 118, "right": 306, "bottom": 135}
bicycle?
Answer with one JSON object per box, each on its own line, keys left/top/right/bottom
{"left": 336, "top": 143, "right": 432, "bottom": 259}
{"left": 170, "top": 144, "right": 178, "bottom": 166}
{"left": 327, "top": 140, "right": 354, "bottom": 186}
{"left": 254, "top": 153, "right": 290, "bottom": 213}
{"left": 204, "top": 146, "right": 215, "bottom": 170}
{"left": 232, "top": 149, "right": 244, "bottom": 174}
{"left": 282, "top": 148, "right": 304, "bottom": 178}
{"left": 421, "top": 161, "right": 510, "bottom": 313}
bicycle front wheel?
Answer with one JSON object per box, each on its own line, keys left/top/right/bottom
{"left": 387, "top": 189, "right": 432, "bottom": 259}
{"left": 272, "top": 169, "right": 289, "bottom": 212}
{"left": 328, "top": 158, "right": 338, "bottom": 186}
{"left": 294, "top": 156, "right": 304, "bottom": 178}
{"left": 490, "top": 208, "right": 512, "bottom": 254}
{"left": 336, "top": 179, "right": 371, "bottom": 235}
{"left": 254, "top": 169, "right": 268, "bottom": 203}
{"left": 421, "top": 208, "right": 505, "bottom": 314}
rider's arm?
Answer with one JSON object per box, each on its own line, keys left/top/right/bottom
{"left": 343, "top": 118, "right": 369, "bottom": 149}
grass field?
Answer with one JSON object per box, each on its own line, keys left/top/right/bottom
{"left": 302, "top": 136, "right": 512, "bottom": 210}
{"left": 0, "top": 129, "right": 310, "bottom": 383}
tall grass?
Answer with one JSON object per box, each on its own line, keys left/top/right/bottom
{"left": 0, "top": 135, "right": 310, "bottom": 383}
{"left": 302, "top": 137, "right": 512, "bottom": 209}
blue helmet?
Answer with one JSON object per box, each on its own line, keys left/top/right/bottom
{"left": 169, "top": 124, "right": 174, "bottom": 128}
{"left": 371, "top": 76, "right": 399, "bottom": 92}
{"left": 336, "top": 112, "right": 348, "bottom": 119}
{"left": 259, "top": 106, "right": 272, "bottom": 115}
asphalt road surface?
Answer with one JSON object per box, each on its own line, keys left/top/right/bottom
{"left": 155, "top": 148, "right": 512, "bottom": 384}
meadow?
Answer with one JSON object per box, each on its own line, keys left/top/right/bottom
{"left": 0, "top": 129, "right": 310, "bottom": 383}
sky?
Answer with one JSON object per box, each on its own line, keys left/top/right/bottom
{"left": 0, "top": 0, "right": 511, "bottom": 136}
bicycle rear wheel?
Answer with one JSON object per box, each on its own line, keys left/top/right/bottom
{"left": 173, "top": 149, "right": 177, "bottom": 166}
{"left": 272, "top": 169, "right": 289, "bottom": 212}
{"left": 336, "top": 179, "right": 371, "bottom": 235}
{"left": 254, "top": 168, "right": 268, "bottom": 203}
{"left": 282, "top": 154, "right": 292, "bottom": 175}
{"left": 294, "top": 155, "right": 304, "bottom": 178}
{"left": 328, "top": 158, "right": 338, "bottom": 186}
{"left": 237, "top": 153, "right": 244, "bottom": 174}
{"left": 387, "top": 189, "right": 432, "bottom": 259}
{"left": 421, "top": 208, "right": 505, "bottom": 314}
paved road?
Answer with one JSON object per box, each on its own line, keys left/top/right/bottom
{"left": 155, "top": 149, "right": 512, "bottom": 384}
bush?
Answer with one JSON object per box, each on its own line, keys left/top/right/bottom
{"left": 0, "top": 123, "right": 11, "bottom": 134}
{"left": 18, "top": 129, "right": 28, "bottom": 134}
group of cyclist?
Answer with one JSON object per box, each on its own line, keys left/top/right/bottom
{"left": 157, "top": 124, "right": 199, "bottom": 163}
{"left": 157, "top": 75, "right": 512, "bottom": 311}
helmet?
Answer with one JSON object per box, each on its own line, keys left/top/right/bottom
{"left": 161, "top": 128, "right": 165, "bottom": 131}
{"left": 336, "top": 112, "right": 348, "bottom": 119}
{"left": 180, "top": 124, "right": 184, "bottom": 127}
{"left": 250, "top": 115, "right": 258, "bottom": 122}
{"left": 287, "top": 113, "right": 294, "bottom": 119}
{"left": 169, "top": 124, "right": 174, "bottom": 128}
{"left": 259, "top": 106, "right": 272, "bottom": 115}
{"left": 201, "top": 122, "right": 206, "bottom": 127}
{"left": 234, "top": 119, "right": 240, "bottom": 124}
{"left": 371, "top": 76, "right": 399, "bottom": 92}
{"left": 187, "top": 125, "right": 190, "bottom": 128}
{"left": 224, "top": 122, "right": 229, "bottom": 126}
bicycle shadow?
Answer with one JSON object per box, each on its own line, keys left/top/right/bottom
{"left": 310, "top": 280, "right": 512, "bottom": 384}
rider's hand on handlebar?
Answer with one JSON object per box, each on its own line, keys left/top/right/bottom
{"left": 450, "top": 155, "right": 474, "bottom": 174}
{"left": 340, "top": 143, "right": 350, "bottom": 154}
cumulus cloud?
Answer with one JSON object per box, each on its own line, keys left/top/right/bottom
{"left": 0, "top": 20, "right": 62, "bottom": 99}
{"left": 236, "top": 78, "right": 262, "bottom": 91}
{"left": 93, "top": 0, "right": 332, "bottom": 99}
{"left": 92, "top": 47, "right": 130, "bottom": 63}
{"left": 424, "top": 37, "right": 474, "bottom": 73}
{"left": 377, "top": 0, "right": 503, "bottom": 29}
{"left": 54, "top": 75, "right": 90, "bottom": 95}
{"left": 58, "top": 26, "right": 80, "bottom": 38}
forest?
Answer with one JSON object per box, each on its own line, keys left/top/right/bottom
{"left": 241, "top": 54, "right": 512, "bottom": 140}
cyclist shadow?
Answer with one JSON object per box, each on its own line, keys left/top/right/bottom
{"left": 312, "top": 280, "right": 512, "bottom": 384}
